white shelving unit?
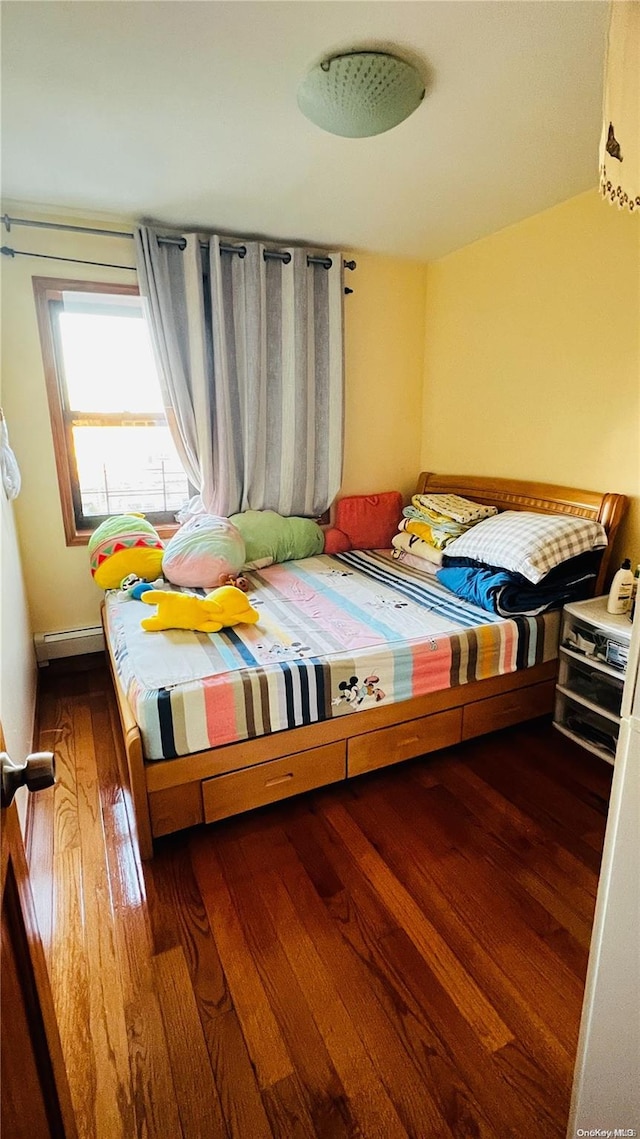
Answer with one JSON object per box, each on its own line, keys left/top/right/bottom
{"left": 553, "top": 596, "right": 632, "bottom": 765}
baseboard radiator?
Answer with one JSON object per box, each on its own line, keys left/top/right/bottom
{"left": 34, "top": 625, "right": 105, "bottom": 664}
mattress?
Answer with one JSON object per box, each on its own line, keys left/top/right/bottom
{"left": 104, "top": 551, "right": 560, "bottom": 760}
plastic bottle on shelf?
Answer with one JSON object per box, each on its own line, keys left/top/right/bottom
{"left": 629, "top": 564, "right": 640, "bottom": 622}
{"left": 607, "top": 558, "right": 634, "bottom": 615}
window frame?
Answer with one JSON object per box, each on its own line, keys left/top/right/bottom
{"left": 33, "top": 277, "right": 184, "bottom": 546}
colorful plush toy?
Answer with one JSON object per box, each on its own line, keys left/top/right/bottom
{"left": 219, "top": 572, "right": 250, "bottom": 592}
{"left": 89, "top": 515, "right": 164, "bottom": 590}
{"left": 162, "top": 515, "right": 246, "bottom": 588}
{"left": 130, "top": 580, "right": 156, "bottom": 600}
{"left": 230, "top": 510, "right": 324, "bottom": 568}
{"left": 118, "top": 574, "right": 166, "bottom": 601}
{"left": 140, "top": 585, "right": 260, "bottom": 633}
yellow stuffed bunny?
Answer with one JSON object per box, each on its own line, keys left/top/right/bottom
{"left": 140, "top": 585, "right": 259, "bottom": 633}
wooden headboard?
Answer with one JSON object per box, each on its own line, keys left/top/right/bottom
{"left": 416, "top": 472, "right": 627, "bottom": 596}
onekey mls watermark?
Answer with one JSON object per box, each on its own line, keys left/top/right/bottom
{"left": 575, "top": 1130, "right": 637, "bottom": 1137}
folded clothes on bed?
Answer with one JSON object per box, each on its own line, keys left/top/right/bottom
{"left": 392, "top": 531, "right": 444, "bottom": 566}
{"left": 402, "top": 493, "right": 496, "bottom": 551}
{"left": 402, "top": 507, "right": 469, "bottom": 549}
{"left": 436, "top": 559, "right": 598, "bottom": 616}
{"left": 412, "top": 493, "right": 498, "bottom": 526}
{"left": 399, "top": 516, "right": 455, "bottom": 546}
{"left": 390, "top": 547, "right": 440, "bottom": 575}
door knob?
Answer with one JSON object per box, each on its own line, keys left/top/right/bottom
{"left": 1, "top": 750, "right": 56, "bottom": 807}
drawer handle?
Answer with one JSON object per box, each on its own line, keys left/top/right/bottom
{"left": 265, "top": 772, "right": 294, "bottom": 788}
{"left": 401, "top": 735, "right": 420, "bottom": 746}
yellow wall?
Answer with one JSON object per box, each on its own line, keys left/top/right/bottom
{"left": 422, "top": 190, "right": 640, "bottom": 568}
{"left": 0, "top": 204, "right": 427, "bottom": 633}
{"left": 343, "top": 252, "right": 427, "bottom": 499}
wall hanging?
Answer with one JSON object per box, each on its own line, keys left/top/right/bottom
{"left": 0, "top": 408, "right": 21, "bottom": 500}
{"left": 599, "top": 0, "right": 639, "bottom": 212}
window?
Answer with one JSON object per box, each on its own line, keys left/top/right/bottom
{"left": 34, "top": 279, "right": 191, "bottom": 545}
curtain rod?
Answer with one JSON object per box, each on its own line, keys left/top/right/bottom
{"left": 0, "top": 246, "right": 137, "bottom": 271}
{"left": 1, "top": 214, "right": 357, "bottom": 271}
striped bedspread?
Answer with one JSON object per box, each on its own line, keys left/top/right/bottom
{"left": 104, "top": 551, "right": 560, "bottom": 760}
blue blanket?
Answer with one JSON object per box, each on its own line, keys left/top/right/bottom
{"left": 436, "top": 564, "right": 596, "bottom": 616}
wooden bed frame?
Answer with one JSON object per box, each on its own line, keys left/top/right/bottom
{"left": 104, "top": 473, "right": 626, "bottom": 859}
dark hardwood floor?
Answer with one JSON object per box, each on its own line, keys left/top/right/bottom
{"left": 27, "top": 658, "right": 612, "bottom": 1138}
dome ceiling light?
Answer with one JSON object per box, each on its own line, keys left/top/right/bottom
{"left": 297, "top": 50, "right": 425, "bottom": 139}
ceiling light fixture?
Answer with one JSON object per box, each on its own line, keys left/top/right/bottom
{"left": 297, "top": 50, "right": 425, "bottom": 139}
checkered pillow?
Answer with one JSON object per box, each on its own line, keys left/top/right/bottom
{"left": 442, "top": 511, "right": 607, "bottom": 584}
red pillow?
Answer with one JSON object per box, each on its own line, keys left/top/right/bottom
{"left": 331, "top": 492, "right": 402, "bottom": 551}
{"left": 323, "top": 526, "right": 352, "bottom": 555}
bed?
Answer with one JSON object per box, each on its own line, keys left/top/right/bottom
{"left": 104, "top": 473, "right": 626, "bottom": 859}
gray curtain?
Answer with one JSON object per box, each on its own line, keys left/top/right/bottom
{"left": 135, "top": 226, "right": 344, "bottom": 518}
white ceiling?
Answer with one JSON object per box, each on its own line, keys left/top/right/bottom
{"left": 1, "top": 1, "right": 608, "bottom": 260}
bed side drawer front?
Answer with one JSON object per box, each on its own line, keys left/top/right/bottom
{"left": 347, "top": 707, "right": 462, "bottom": 777}
{"left": 149, "top": 782, "right": 204, "bottom": 838}
{"left": 462, "top": 679, "right": 555, "bottom": 741}
{"left": 202, "top": 741, "right": 346, "bottom": 823}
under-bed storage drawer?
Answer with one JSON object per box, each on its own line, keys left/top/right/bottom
{"left": 347, "top": 708, "right": 462, "bottom": 777}
{"left": 202, "top": 741, "right": 346, "bottom": 823}
{"left": 149, "top": 783, "right": 204, "bottom": 837}
{"left": 462, "top": 679, "right": 555, "bottom": 740}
